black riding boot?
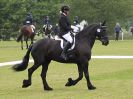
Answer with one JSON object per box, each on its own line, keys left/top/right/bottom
{"left": 61, "top": 42, "right": 71, "bottom": 60}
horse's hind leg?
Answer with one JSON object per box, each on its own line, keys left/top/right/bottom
{"left": 21, "top": 39, "right": 23, "bottom": 50}
{"left": 25, "top": 37, "right": 28, "bottom": 49}
{"left": 22, "top": 63, "right": 41, "bottom": 88}
{"left": 31, "top": 38, "right": 33, "bottom": 44}
{"left": 65, "top": 63, "right": 83, "bottom": 86}
{"left": 41, "top": 60, "right": 53, "bottom": 91}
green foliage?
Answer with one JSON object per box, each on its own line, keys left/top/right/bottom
{"left": 1, "top": 0, "right": 133, "bottom": 40}
{"left": 70, "top": 0, "right": 133, "bottom": 33}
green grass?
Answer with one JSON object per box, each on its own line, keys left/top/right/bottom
{"left": 1, "top": 40, "right": 133, "bottom": 62}
{"left": 0, "top": 41, "right": 27, "bottom": 62}
{"left": 0, "top": 40, "right": 133, "bottom": 99}
{"left": 0, "top": 60, "right": 133, "bottom": 99}
{"left": 92, "top": 40, "right": 133, "bottom": 55}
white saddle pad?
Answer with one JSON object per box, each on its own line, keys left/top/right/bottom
{"left": 54, "top": 35, "right": 75, "bottom": 50}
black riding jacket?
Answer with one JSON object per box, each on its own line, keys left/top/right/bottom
{"left": 59, "top": 13, "right": 72, "bottom": 36}
{"left": 25, "top": 16, "right": 33, "bottom": 25}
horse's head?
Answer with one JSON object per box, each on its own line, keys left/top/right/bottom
{"left": 95, "top": 21, "right": 109, "bottom": 46}
{"left": 71, "top": 20, "right": 88, "bottom": 33}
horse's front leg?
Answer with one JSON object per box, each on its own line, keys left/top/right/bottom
{"left": 22, "top": 63, "right": 40, "bottom": 88}
{"left": 65, "top": 63, "right": 83, "bottom": 86}
{"left": 83, "top": 61, "right": 96, "bottom": 90}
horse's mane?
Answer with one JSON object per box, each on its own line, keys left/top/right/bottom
{"left": 76, "top": 23, "right": 98, "bottom": 39}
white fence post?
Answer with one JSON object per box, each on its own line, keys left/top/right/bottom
{"left": 121, "top": 32, "right": 124, "bottom": 41}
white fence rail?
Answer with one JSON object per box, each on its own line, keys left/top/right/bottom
{"left": 1, "top": 56, "right": 133, "bottom": 67}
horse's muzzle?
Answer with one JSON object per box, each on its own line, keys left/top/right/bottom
{"left": 101, "top": 37, "right": 109, "bottom": 46}
{"left": 102, "top": 40, "right": 109, "bottom": 46}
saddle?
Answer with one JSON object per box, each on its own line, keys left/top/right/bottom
{"left": 54, "top": 34, "right": 76, "bottom": 51}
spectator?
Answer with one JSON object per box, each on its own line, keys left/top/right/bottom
{"left": 130, "top": 26, "right": 133, "bottom": 37}
{"left": 114, "top": 22, "right": 122, "bottom": 41}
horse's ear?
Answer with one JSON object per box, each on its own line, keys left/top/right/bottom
{"left": 102, "top": 20, "right": 106, "bottom": 26}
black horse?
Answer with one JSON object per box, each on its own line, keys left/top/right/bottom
{"left": 13, "top": 21, "right": 109, "bottom": 91}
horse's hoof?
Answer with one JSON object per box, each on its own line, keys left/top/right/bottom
{"left": 88, "top": 85, "right": 96, "bottom": 90}
{"left": 65, "top": 78, "right": 74, "bottom": 87}
{"left": 44, "top": 87, "right": 53, "bottom": 91}
{"left": 65, "top": 82, "right": 71, "bottom": 86}
{"left": 22, "top": 79, "right": 31, "bottom": 88}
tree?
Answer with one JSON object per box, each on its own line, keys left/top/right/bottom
{"left": 1, "top": 0, "right": 133, "bottom": 40}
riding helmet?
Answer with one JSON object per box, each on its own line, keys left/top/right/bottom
{"left": 61, "top": 5, "right": 70, "bottom": 12}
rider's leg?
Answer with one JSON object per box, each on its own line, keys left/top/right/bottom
{"left": 61, "top": 32, "right": 73, "bottom": 60}
{"left": 61, "top": 42, "right": 71, "bottom": 60}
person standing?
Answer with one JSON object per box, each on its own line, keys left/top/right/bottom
{"left": 130, "top": 26, "right": 133, "bottom": 37}
{"left": 114, "top": 22, "right": 122, "bottom": 41}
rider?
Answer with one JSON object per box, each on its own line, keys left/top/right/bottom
{"left": 43, "top": 16, "right": 52, "bottom": 30}
{"left": 25, "top": 12, "right": 35, "bottom": 34}
{"left": 59, "top": 5, "right": 73, "bottom": 60}
{"left": 43, "top": 16, "right": 52, "bottom": 38}
{"left": 73, "top": 16, "right": 79, "bottom": 26}
{"left": 25, "top": 12, "right": 33, "bottom": 25}
{"left": 43, "top": 16, "right": 51, "bottom": 26}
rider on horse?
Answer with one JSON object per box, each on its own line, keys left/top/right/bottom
{"left": 43, "top": 16, "right": 51, "bottom": 25}
{"left": 43, "top": 16, "right": 53, "bottom": 37}
{"left": 43, "top": 16, "right": 52, "bottom": 29}
{"left": 59, "top": 5, "right": 73, "bottom": 60}
{"left": 25, "top": 12, "right": 35, "bottom": 34}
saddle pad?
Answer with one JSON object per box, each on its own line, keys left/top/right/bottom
{"left": 54, "top": 35, "right": 75, "bottom": 50}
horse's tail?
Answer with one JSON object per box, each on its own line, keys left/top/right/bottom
{"left": 17, "top": 33, "right": 23, "bottom": 42}
{"left": 12, "top": 44, "right": 32, "bottom": 71}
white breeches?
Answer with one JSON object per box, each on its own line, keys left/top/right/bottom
{"left": 62, "top": 32, "right": 73, "bottom": 43}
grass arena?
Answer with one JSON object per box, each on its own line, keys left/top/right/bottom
{"left": 0, "top": 40, "right": 133, "bottom": 99}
